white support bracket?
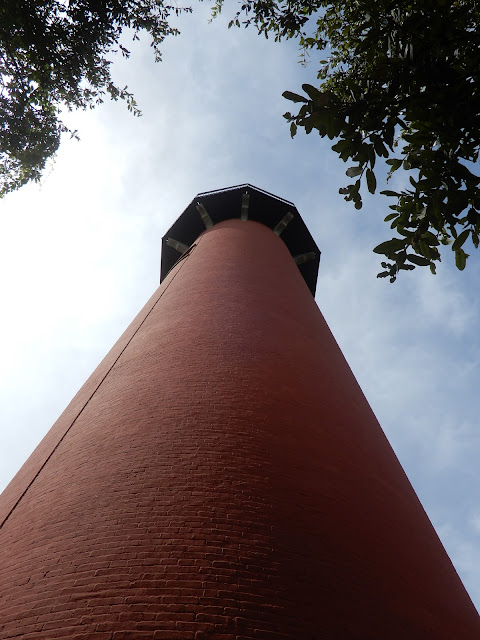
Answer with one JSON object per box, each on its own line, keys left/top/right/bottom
{"left": 166, "top": 237, "right": 190, "bottom": 254}
{"left": 294, "top": 251, "right": 316, "bottom": 265}
{"left": 241, "top": 193, "right": 250, "bottom": 221}
{"left": 196, "top": 203, "right": 214, "bottom": 229}
{"left": 273, "top": 211, "right": 294, "bottom": 236}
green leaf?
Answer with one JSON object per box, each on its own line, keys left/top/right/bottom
{"left": 366, "top": 168, "right": 376, "bottom": 194}
{"left": 373, "top": 138, "right": 388, "bottom": 158}
{"left": 303, "top": 85, "right": 330, "bottom": 107}
{"left": 302, "top": 84, "right": 321, "bottom": 100}
{"left": 422, "top": 232, "right": 440, "bottom": 246}
{"left": 331, "top": 139, "right": 350, "bottom": 153}
{"left": 452, "top": 229, "right": 470, "bottom": 251}
{"left": 282, "top": 90, "right": 308, "bottom": 103}
{"left": 386, "top": 159, "right": 402, "bottom": 171}
{"left": 380, "top": 190, "right": 400, "bottom": 197}
{"left": 407, "top": 254, "right": 431, "bottom": 266}
{"left": 290, "top": 121, "right": 297, "bottom": 138}
{"left": 455, "top": 248, "right": 468, "bottom": 270}
{"left": 419, "top": 240, "right": 434, "bottom": 259}
{"left": 346, "top": 166, "right": 362, "bottom": 177}
{"left": 373, "top": 238, "right": 407, "bottom": 254}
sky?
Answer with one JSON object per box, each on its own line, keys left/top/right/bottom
{"left": 1, "top": 4, "right": 480, "bottom": 612}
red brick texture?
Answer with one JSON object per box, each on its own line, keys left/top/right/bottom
{"left": 1, "top": 219, "right": 479, "bottom": 639}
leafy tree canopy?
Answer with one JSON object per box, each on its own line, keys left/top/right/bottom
{"left": 217, "top": 0, "right": 480, "bottom": 279}
{"left": 0, "top": 0, "right": 189, "bottom": 197}
{"left": 3, "top": 1, "right": 480, "bottom": 280}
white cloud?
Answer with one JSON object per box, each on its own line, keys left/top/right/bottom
{"left": 471, "top": 513, "right": 480, "bottom": 536}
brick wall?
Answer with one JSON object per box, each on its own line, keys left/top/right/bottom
{"left": 1, "top": 219, "right": 479, "bottom": 639}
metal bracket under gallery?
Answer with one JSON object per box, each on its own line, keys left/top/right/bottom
{"left": 160, "top": 184, "right": 321, "bottom": 296}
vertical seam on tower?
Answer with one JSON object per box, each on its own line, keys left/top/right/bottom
{"left": 0, "top": 238, "right": 202, "bottom": 530}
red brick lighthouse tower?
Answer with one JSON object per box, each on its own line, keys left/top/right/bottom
{"left": 1, "top": 185, "right": 479, "bottom": 639}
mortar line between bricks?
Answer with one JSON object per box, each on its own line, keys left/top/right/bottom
{"left": 0, "top": 237, "right": 203, "bottom": 530}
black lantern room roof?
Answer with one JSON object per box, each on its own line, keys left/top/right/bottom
{"left": 160, "top": 184, "right": 321, "bottom": 296}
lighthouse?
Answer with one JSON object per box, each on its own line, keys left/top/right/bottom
{"left": 1, "top": 184, "right": 479, "bottom": 639}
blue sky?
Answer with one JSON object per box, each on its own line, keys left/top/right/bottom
{"left": 1, "top": 4, "right": 479, "bottom": 611}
